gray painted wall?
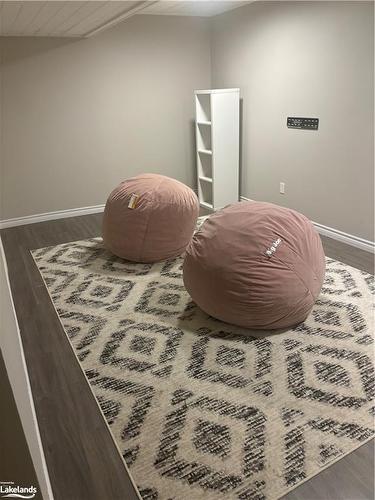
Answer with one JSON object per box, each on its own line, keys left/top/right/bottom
{"left": 1, "top": 3, "right": 373, "bottom": 242}
{"left": 211, "top": 1, "right": 374, "bottom": 241}
{"left": 0, "top": 15, "right": 211, "bottom": 220}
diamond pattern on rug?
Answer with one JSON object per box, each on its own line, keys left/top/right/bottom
{"left": 286, "top": 344, "right": 373, "bottom": 409}
{"left": 66, "top": 274, "right": 134, "bottom": 312}
{"left": 31, "top": 229, "right": 374, "bottom": 500}
{"left": 57, "top": 309, "right": 107, "bottom": 361}
{"left": 135, "top": 280, "right": 196, "bottom": 320}
{"left": 187, "top": 328, "right": 272, "bottom": 391}
{"left": 154, "top": 389, "right": 266, "bottom": 496}
{"left": 100, "top": 319, "right": 184, "bottom": 378}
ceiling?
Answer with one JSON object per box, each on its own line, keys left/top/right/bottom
{"left": 0, "top": 1, "right": 253, "bottom": 38}
{"left": 139, "top": 1, "right": 251, "bottom": 17}
{"left": 0, "top": 1, "right": 148, "bottom": 37}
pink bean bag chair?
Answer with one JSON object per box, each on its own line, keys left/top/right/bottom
{"left": 183, "top": 201, "right": 325, "bottom": 330}
{"left": 103, "top": 174, "right": 199, "bottom": 263}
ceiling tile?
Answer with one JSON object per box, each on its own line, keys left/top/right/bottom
{"left": 66, "top": 1, "right": 142, "bottom": 37}
{"left": 0, "top": 1, "right": 254, "bottom": 38}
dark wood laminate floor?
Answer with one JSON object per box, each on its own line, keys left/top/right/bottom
{"left": 1, "top": 214, "right": 139, "bottom": 500}
{"left": 1, "top": 213, "right": 373, "bottom": 500}
{"left": 0, "top": 350, "right": 41, "bottom": 499}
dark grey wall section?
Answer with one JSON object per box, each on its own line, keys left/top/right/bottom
{"left": 211, "top": 1, "right": 374, "bottom": 241}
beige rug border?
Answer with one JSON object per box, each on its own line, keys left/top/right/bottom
{"left": 30, "top": 246, "right": 374, "bottom": 500}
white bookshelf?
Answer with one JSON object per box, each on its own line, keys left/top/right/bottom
{"left": 195, "top": 88, "right": 240, "bottom": 210}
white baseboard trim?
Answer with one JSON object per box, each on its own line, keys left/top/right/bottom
{"left": 240, "top": 196, "right": 374, "bottom": 254}
{"left": 312, "top": 222, "right": 374, "bottom": 254}
{"left": 1, "top": 199, "right": 373, "bottom": 253}
{"left": 0, "top": 204, "right": 105, "bottom": 229}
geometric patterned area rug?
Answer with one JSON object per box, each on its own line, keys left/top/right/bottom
{"left": 31, "top": 224, "right": 374, "bottom": 500}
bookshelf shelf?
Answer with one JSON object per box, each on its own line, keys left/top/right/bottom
{"left": 195, "top": 88, "right": 240, "bottom": 211}
{"left": 199, "top": 176, "right": 213, "bottom": 183}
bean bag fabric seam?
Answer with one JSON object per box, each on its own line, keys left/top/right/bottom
{"left": 137, "top": 176, "right": 166, "bottom": 262}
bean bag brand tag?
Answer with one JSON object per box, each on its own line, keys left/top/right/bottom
{"left": 265, "top": 238, "right": 282, "bottom": 257}
{"left": 128, "top": 193, "right": 139, "bottom": 209}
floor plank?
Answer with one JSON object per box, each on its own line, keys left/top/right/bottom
{"left": 1, "top": 213, "right": 373, "bottom": 500}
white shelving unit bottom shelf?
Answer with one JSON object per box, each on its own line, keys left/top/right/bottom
{"left": 197, "top": 121, "right": 212, "bottom": 126}
{"left": 200, "top": 201, "right": 213, "bottom": 210}
{"left": 198, "top": 149, "right": 212, "bottom": 155}
{"left": 199, "top": 176, "right": 212, "bottom": 183}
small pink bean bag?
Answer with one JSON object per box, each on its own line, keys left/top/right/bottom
{"left": 103, "top": 174, "right": 199, "bottom": 263}
{"left": 183, "top": 201, "right": 325, "bottom": 330}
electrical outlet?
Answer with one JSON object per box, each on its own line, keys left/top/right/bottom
{"left": 280, "top": 182, "right": 285, "bottom": 194}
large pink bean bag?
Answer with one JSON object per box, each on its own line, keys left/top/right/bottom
{"left": 183, "top": 201, "right": 325, "bottom": 330}
{"left": 103, "top": 174, "right": 199, "bottom": 263}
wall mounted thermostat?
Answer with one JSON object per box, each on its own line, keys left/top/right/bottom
{"left": 287, "top": 117, "right": 319, "bottom": 130}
